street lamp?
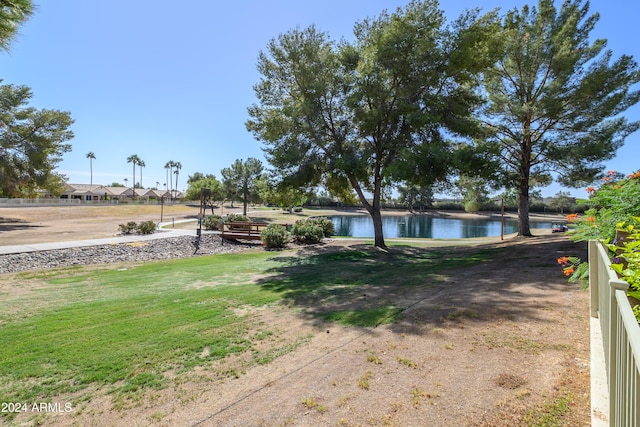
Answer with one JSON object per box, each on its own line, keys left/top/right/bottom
{"left": 494, "top": 197, "right": 504, "bottom": 241}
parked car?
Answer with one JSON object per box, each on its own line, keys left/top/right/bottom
{"left": 552, "top": 222, "right": 568, "bottom": 233}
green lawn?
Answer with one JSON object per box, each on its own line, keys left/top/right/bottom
{"left": 0, "top": 243, "right": 497, "bottom": 415}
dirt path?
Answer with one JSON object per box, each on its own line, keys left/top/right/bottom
{"left": 1, "top": 206, "right": 590, "bottom": 426}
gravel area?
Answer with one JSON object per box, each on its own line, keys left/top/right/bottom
{"left": 0, "top": 234, "right": 257, "bottom": 274}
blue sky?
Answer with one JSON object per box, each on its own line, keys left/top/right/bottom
{"left": 2, "top": 0, "right": 639, "bottom": 198}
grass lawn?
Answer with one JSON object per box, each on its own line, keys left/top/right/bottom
{"left": 0, "top": 243, "right": 496, "bottom": 419}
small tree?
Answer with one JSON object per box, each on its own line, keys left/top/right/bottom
{"left": 221, "top": 158, "right": 264, "bottom": 216}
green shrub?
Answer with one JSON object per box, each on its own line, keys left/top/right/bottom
{"left": 136, "top": 220, "right": 157, "bottom": 235}
{"left": 225, "top": 213, "right": 250, "bottom": 223}
{"left": 202, "top": 215, "right": 223, "bottom": 230}
{"left": 291, "top": 219, "right": 324, "bottom": 244}
{"left": 568, "top": 170, "right": 640, "bottom": 323}
{"left": 118, "top": 221, "right": 138, "bottom": 235}
{"left": 261, "top": 224, "right": 288, "bottom": 249}
{"left": 308, "top": 217, "right": 334, "bottom": 237}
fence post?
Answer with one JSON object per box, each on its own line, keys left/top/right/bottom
{"left": 608, "top": 278, "right": 629, "bottom": 427}
{"left": 589, "top": 240, "right": 599, "bottom": 318}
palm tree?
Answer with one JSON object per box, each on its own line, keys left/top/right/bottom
{"left": 137, "top": 159, "right": 145, "bottom": 189}
{"left": 173, "top": 161, "right": 182, "bottom": 198}
{"left": 164, "top": 160, "right": 175, "bottom": 196}
{"left": 86, "top": 152, "right": 96, "bottom": 185}
{"left": 127, "top": 154, "right": 140, "bottom": 196}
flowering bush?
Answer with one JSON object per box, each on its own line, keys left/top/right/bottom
{"left": 571, "top": 170, "right": 640, "bottom": 242}
{"left": 567, "top": 170, "right": 640, "bottom": 323}
{"left": 557, "top": 256, "right": 588, "bottom": 284}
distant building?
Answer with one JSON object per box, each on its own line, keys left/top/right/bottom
{"left": 59, "top": 184, "right": 180, "bottom": 201}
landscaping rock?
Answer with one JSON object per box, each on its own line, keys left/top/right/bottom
{"left": 0, "top": 235, "right": 255, "bottom": 274}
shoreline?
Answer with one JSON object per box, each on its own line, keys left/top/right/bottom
{"left": 0, "top": 204, "right": 567, "bottom": 247}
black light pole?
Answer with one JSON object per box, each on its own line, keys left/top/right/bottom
{"left": 194, "top": 188, "right": 211, "bottom": 254}
{"left": 494, "top": 197, "right": 504, "bottom": 241}
{"left": 500, "top": 197, "right": 504, "bottom": 241}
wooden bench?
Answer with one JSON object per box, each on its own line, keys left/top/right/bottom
{"left": 220, "top": 222, "right": 268, "bottom": 243}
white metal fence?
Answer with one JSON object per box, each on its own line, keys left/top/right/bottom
{"left": 589, "top": 240, "right": 640, "bottom": 426}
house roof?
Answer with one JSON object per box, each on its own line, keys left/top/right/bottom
{"left": 62, "top": 184, "right": 106, "bottom": 195}
{"left": 62, "top": 183, "right": 176, "bottom": 198}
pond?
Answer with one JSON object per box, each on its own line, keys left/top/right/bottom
{"left": 330, "top": 215, "right": 553, "bottom": 239}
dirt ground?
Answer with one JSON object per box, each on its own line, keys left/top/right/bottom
{"left": 0, "top": 204, "right": 199, "bottom": 245}
{"left": 0, "top": 206, "right": 590, "bottom": 427}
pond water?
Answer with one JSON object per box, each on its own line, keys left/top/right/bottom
{"left": 330, "top": 215, "right": 553, "bottom": 239}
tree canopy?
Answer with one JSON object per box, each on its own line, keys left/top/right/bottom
{"left": 185, "top": 172, "right": 223, "bottom": 203}
{"left": 482, "top": 0, "right": 640, "bottom": 236}
{"left": 0, "top": 0, "right": 33, "bottom": 52}
{"left": 221, "top": 158, "right": 264, "bottom": 216}
{"left": 0, "top": 1, "right": 74, "bottom": 197}
{"left": 247, "top": 0, "right": 501, "bottom": 247}
{"left": 0, "top": 83, "right": 74, "bottom": 196}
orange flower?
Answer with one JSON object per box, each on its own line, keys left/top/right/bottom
{"left": 566, "top": 213, "right": 578, "bottom": 222}
{"left": 563, "top": 267, "right": 575, "bottom": 276}
{"left": 586, "top": 216, "right": 596, "bottom": 224}
{"left": 586, "top": 186, "right": 595, "bottom": 194}
{"left": 557, "top": 256, "right": 569, "bottom": 265}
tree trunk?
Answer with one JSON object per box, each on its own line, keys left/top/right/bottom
{"left": 348, "top": 175, "right": 386, "bottom": 249}
{"left": 370, "top": 207, "right": 386, "bottom": 248}
{"left": 517, "top": 180, "right": 532, "bottom": 237}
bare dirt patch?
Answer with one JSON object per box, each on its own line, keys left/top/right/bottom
{"left": 0, "top": 204, "right": 198, "bottom": 244}
{"left": 1, "top": 206, "right": 589, "bottom": 426}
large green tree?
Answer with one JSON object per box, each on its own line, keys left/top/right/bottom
{"left": 0, "top": 83, "right": 73, "bottom": 196}
{"left": 482, "top": 0, "right": 640, "bottom": 236}
{"left": 221, "top": 158, "right": 264, "bottom": 216}
{"left": 247, "top": 0, "right": 500, "bottom": 248}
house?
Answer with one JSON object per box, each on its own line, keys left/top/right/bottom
{"left": 60, "top": 184, "right": 107, "bottom": 201}
{"left": 58, "top": 184, "right": 181, "bottom": 201}
{"left": 139, "top": 189, "right": 171, "bottom": 199}
{"left": 60, "top": 184, "right": 134, "bottom": 201}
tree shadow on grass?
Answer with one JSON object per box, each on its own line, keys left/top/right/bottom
{"left": 255, "top": 235, "right": 588, "bottom": 336}
{"left": 0, "top": 217, "right": 42, "bottom": 232}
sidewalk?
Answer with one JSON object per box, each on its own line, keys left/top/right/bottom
{"left": 0, "top": 221, "right": 199, "bottom": 255}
